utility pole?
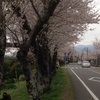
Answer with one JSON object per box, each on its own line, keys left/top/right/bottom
{"left": 87, "top": 47, "right": 89, "bottom": 60}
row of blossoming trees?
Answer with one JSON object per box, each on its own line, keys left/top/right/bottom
{"left": 0, "top": 0, "right": 100, "bottom": 99}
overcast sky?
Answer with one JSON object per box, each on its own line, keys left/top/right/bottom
{"left": 77, "top": 0, "right": 100, "bottom": 45}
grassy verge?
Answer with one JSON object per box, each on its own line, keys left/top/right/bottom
{"left": 0, "top": 81, "right": 28, "bottom": 100}
{"left": 0, "top": 67, "right": 74, "bottom": 100}
{"left": 40, "top": 67, "right": 74, "bottom": 100}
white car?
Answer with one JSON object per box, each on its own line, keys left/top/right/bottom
{"left": 81, "top": 61, "right": 91, "bottom": 68}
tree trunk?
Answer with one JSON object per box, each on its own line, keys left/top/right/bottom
{"left": 32, "top": 32, "right": 52, "bottom": 94}
{"left": 12, "top": 0, "right": 60, "bottom": 99}
{"left": 36, "top": 71, "right": 50, "bottom": 95}
{"left": 12, "top": 5, "right": 40, "bottom": 99}
{"left": 50, "top": 47, "right": 58, "bottom": 77}
{"left": 17, "top": 48, "right": 39, "bottom": 100}
{"left": 0, "top": 0, "right": 6, "bottom": 86}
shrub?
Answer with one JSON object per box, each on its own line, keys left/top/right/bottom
{"left": 1, "top": 83, "right": 17, "bottom": 90}
{"left": 4, "top": 79, "right": 15, "bottom": 84}
{"left": 19, "top": 75, "right": 25, "bottom": 81}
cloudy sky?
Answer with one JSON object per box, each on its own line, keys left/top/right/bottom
{"left": 77, "top": 0, "right": 100, "bottom": 45}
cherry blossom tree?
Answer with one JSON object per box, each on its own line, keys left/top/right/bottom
{"left": 1, "top": 0, "right": 100, "bottom": 99}
{"left": 93, "top": 38, "right": 100, "bottom": 66}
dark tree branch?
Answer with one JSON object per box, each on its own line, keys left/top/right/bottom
{"left": 29, "top": 0, "right": 41, "bottom": 18}
{"left": 7, "top": 27, "right": 21, "bottom": 46}
{"left": 30, "top": 0, "right": 60, "bottom": 46}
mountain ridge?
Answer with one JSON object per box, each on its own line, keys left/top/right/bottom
{"left": 75, "top": 44, "right": 95, "bottom": 52}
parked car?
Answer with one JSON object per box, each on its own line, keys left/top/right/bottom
{"left": 77, "top": 61, "right": 82, "bottom": 65}
{"left": 81, "top": 61, "right": 91, "bottom": 68}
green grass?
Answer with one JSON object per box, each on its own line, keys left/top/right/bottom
{"left": 0, "top": 81, "right": 28, "bottom": 100}
{"left": 40, "top": 67, "right": 74, "bottom": 100}
{"left": 0, "top": 67, "right": 74, "bottom": 100}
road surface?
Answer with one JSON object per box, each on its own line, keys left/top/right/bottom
{"left": 66, "top": 63, "right": 100, "bottom": 100}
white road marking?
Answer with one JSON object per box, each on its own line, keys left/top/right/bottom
{"left": 89, "top": 77, "right": 100, "bottom": 83}
{"left": 68, "top": 66, "right": 99, "bottom": 100}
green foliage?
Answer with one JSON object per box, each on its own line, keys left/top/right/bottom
{"left": 3, "top": 83, "right": 17, "bottom": 90}
{"left": 3, "top": 57, "right": 23, "bottom": 81}
{"left": 19, "top": 75, "right": 25, "bottom": 81}
{"left": 4, "top": 79, "right": 15, "bottom": 84}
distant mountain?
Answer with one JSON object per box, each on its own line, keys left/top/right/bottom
{"left": 75, "top": 44, "right": 95, "bottom": 52}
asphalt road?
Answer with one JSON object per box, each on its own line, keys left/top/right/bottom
{"left": 66, "top": 63, "right": 100, "bottom": 100}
